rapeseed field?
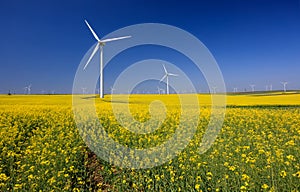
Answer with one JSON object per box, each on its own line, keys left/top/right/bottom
{"left": 0, "top": 93, "right": 299, "bottom": 191}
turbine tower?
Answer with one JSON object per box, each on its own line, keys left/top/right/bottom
{"left": 281, "top": 82, "right": 288, "bottom": 92}
{"left": 250, "top": 84, "right": 255, "bottom": 92}
{"left": 28, "top": 85, "right": 31, "bottom": 94}
{"left": 83, "top": 20, "right": 131, "bottom": 98}
{"left": 23, "top": 87, "right": 27, "bottom": 94}
{"left": 160, "top": 64, "right": 178, "bottom": 94}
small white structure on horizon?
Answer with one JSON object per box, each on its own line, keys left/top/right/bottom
{"left": 159, "top": 64, "right": 178, "bottom": 95}
{"left": 281, "top": 82, "right": 288, "bottom": 92}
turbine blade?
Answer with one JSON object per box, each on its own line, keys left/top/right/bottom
{"left": 160, "top": 74, "right": 167, "bottom": 82}
{"left": 162, "top": 64, "right": 167, "bottom": 74}
{"left": 168, "top": 73, "right": 178, "bottom": 77}
{"left": 101, "top": 36, "right": 131, "bottom": 43}
{"left": 85, "top": 20, "right": 100, "bottom": 42}
{"left": 84, "top": 43, "right": 100, "bottom": 70}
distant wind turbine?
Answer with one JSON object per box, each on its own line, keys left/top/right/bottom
{"left": 212, "top": 86, "right": 217, "bottom": 94}
{"left": 110, "top": 87, "right": 115, "bottom": 94}
{"left": 28, "top": 85, "right": 31, "bottom": 94}
{"left": 23, "top": 87, "right": 27, "bottom": 94}
{"left": 250, "top": 84, "right": 255, "bottom": 92}
{"left": 160, "top": 64, "right": 178, "bottom": 94}
{"left": 233, "top": 88, "right": 238, "bottom": 93}
{"left": 24, "top": 84, "right": 31, "bottom": 94}
{"left": 157, "top": 86, "right": 165, "bottom": 94}
{"left": 81, "top": 87, "right": 87, "bottom": 94}
{"left": 83, "top": 20, "right": 131, "bottom": 98}
{"left": 280, "top": 82, "right": 288, "bottom": 92}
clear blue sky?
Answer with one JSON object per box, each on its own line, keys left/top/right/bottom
{"left": 0, "top": 0, "right": 300, "bottom": 94}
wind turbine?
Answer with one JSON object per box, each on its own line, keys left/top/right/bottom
{"left": 160, "top": 64, "right": 178, "bottom": 94}
{"left": 233, "top": 88, "right": 238, "bottom": 93}
{"left": 24, "top": 84, "right": 31, "bottom": 94}
{"left": 28, "top": 85, "right": 31, "bottom": 94}
{"left": 23, "top": 87, "right": 28, "bottom": 94}
{"left": 212, "top": 86, "right": 217, "bottom": 94}
{"left": 83, "top": 20, "right": 131, "bottom": 98}
{"left": 281, "top": 82, "right": 288, "bottom": 92}
{"left": 157, "top": 86, "right": 165, "bottom": 94}
{"left": 81, "top": 87, "right": 87, "bottom": 94}
{"left": 110, "top": 87, "right": 115, "bottom": 94}
{"left": 250, "top": 84, "right": 255, "bottom": 92}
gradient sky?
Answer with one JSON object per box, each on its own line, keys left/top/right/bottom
{"left": 0, "top": 0, "right": 300, "bottom": 94}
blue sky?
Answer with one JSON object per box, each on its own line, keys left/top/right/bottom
{"left": 0, "top": 0, "right": 300, "bottom": 94}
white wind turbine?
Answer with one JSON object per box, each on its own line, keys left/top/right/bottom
{"left": 83, "top": 20, "right": 131, "bottom": 98}
{"left": 160, "top": 64, "right": 178, "bottom": 94}
{"left": 281, "top": 82, "right": 288, "bottom": 92}
{"left": 157, "top": 86, "right": 165, "bottom": 95}
{"left": 250, "top": 84, "right": 255, "bottom": 92}
{"left": 28, "top": 85, "right": 31, "bottom": 94}
{"left": 23, "top": 87, "right": 27, "bottom": 94}
{"left": 110, "top": 87, "right": 115, "bottom": 94}
{"left": 157, "top": 87, "right": 161, "bottom": 94}
{"left": 24, "top": 84, "right": 31, "bottom": 94}
{"left": 212, "top": 86, "right": 217, "bottom": 94}
{"left": 81, "top": 87, "right": 87, "bottom": 94}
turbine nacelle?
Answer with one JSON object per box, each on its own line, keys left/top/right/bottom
{"left": 99, "top": 42, "right": 106, "bottom": 46}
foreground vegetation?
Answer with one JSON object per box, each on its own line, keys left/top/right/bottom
{"left": 0, "top": 93, "right": 299, "bottom": 191}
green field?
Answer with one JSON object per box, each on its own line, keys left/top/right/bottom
{"left": 0, "top": 93, "right": 299, "bottom": 191}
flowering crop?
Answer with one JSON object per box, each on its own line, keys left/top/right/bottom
{"left": 0, "top": 94, "right": 299, "bottom": 191}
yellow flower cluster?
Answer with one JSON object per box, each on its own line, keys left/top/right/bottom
{"left": 0, "top": 94, "right": 299, "bottom": 191}
{"left": 0, "top": 96, "right": 87, "bottom": 191}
